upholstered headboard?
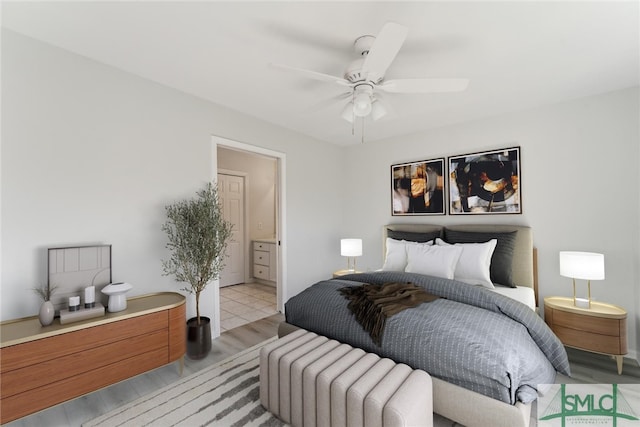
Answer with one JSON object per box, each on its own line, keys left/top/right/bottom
{"left": 383, "top": 224, "right": 537, "bottom": 300}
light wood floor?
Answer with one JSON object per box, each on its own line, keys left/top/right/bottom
{"left": 6, "top": 314, "right": 640, "bottom": 427}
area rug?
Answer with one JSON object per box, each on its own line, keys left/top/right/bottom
{"left": 83, "top": 337, "right": 285, "bottom": 427}
{"left": 84, "top": 337, "right": 456, "bottom": 427}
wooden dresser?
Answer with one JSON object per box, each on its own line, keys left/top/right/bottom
{"left": 0, "top": 292, "right": 186, "bottom": 424}
{"left": 544, "top": 296, "right": 627, "bottom": 374}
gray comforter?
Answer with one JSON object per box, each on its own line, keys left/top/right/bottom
{"left": 284, "top": 271, "right": 570, "bottom": 404}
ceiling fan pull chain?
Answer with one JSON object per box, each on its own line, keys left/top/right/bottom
{"left": 351, "top": 93, "right": 355, "bottom": 135}
{"left": 361, "top": 118, "right": 365, "bottom": 144}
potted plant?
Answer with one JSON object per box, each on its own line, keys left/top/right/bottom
{"left": 33, "top": 285, "right": 57, "bottom": 326}
{"left": 162, "top": 182, "right": 233, "bottom": 359}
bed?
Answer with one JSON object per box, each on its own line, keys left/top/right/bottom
{"left": 280, "top": 224, "right": 570, "bottom": 427}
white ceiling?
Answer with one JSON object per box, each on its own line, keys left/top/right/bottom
{"left": 3, "top": 1, "right": 638, "bottom": 146}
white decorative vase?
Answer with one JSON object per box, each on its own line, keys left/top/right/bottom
{"left": 39, "top": 301, "right": 55, "bottom": 326}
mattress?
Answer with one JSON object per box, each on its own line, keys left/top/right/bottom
{"left": 490, "top": 285, "right": 536, "bottom": 310}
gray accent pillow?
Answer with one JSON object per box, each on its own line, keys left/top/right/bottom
{"left": 387, "top": 229, "right": 441, "bottom": 243}
{"left": 443, "top": 229, "right": 518, "bottom": 287}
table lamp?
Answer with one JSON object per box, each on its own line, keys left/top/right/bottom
{"left": 341, "top": 238, "right": 362, "bottom": 272}
{"left": 559, "top": 251, "right": 605, "bottom": 308}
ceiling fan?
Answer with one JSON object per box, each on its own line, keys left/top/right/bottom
{"left": 271, "top": 22, "right": 469, "bottom": 123}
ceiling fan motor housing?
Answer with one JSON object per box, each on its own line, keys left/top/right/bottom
{"left": 344, "top": 35, "right": 382, "bottom": 84}
{"left": 344, "top": 57, "right": 365, "bottom": 82}
{"left": 354, "top": 35, "right": 375, "bottom": 55}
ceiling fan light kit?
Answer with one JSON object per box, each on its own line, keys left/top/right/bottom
{"left": 370, "top": 99, "right": 387, "bottom": 121}
{"left": 272, "top": 21, "right": 469, "bottom": 134}
{"left": 341, "top": 102, "right": 355, "bottom": 123}
{"left": 353, "top": 85, "right": 374, "bottom": 117}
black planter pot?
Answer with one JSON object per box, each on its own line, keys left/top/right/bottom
{"left": 186, "top": 316, "right": 212, "bottom": 360}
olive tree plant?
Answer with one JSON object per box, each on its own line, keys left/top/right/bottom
{"left": 162, "top": 182, "right": 233, "bottom": 325}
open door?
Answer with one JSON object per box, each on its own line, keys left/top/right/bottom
{"left": 218, "top": 173, "right": 245, "bottom": 287}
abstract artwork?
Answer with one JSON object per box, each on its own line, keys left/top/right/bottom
{"left": 448, "top": 147, "right": 521, "bottom": 215}
{"left": 391, "top": 158, "right": 445, "bottom": 215}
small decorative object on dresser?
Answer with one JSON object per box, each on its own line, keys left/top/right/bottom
{"left": 32, "top": 285, "right": 57, "bottom": 327}
{"left": 544, "top": 296, "right": 627, "bottom": 374}
{"left": 59, "top": 299, "right": 106, "bottom": 325}
{"left": 38, "top": 302, "right": 55, "bottom": 327}
{"left": 84, "top": 285, "right": 96, "bottom": 308}
{"left": 101, "top": 282, "right": 133, "bottom": 312}
{"left": 68, "top": 296, "right": 80, "bottom": 312}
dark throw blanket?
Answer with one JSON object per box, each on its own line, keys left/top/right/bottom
{"left": 339, "top": 282, "right": 439, "bottom": 345}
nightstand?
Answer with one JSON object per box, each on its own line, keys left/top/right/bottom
{"left": 544, "top": 296, "right": 627, "bottom": 374}
{"left": 332, "top": 269, "right": 361, "bottom": 278}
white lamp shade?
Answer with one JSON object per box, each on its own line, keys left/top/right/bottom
{"left": 353, "top": 93, "right": 372, "bottom": 117}
{"left": 559, "top": 251, "right": 605, "bottom": 280}
{"left": 341, "top": 239, "right": 363, "bottom": 257}
{"left": 341, "top": 102, "right": 354, "bottom": 123}
{"left": 371, "top": 99, "right": 387, "bottom": 121}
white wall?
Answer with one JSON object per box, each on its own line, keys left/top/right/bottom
{"left": 342, "top": 87, "right": 640, "bottom": 359}
{"left": 0, "top": 30, "right": 345, "bottom": 321}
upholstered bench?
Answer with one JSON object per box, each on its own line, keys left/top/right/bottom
{"left": 259, "top": 329, "right": 433, "bottom": 427}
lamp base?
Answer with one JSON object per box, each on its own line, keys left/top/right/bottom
{"left": 107, "top": 294, "right": 128, "bottom": 312}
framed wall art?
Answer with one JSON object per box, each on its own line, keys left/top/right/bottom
{"left": 391, "top": 158, "right": 445, "bottom": 215}
{"left": 448, "top": 147, "right": 521, "bottom": 215}
{"left": 48, "top": 244, "right": 112, "bottom": 315}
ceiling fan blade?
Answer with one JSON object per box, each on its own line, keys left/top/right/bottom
{"left": 361, "top": 22, "right": 408, "bottom": 82}
{"left": 307, "top": 92, "right": 352, "bottom": 113}
{"left": 377, "top": 78, "right": 470, "bottom": 93}
{"left": 270, "top": 63, "right": 351, "bottom": 86}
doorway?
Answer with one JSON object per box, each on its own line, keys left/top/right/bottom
{"left": 212, "top": 136, "right": 286, "bottom": 337}
{"left": 218, "top": 168, "right": 277, "bottom": 332}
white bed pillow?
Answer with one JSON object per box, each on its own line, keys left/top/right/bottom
{"left": 382, "top": 238, "right": 409, "bottom": 271}
{"left": 382, "top": 238, "right": 433, "bottom": 271}
{"left": 435, "top": 238, "right": 497, "bottom": 288}
{"left": 405, "top": 244, "right": 463, "bottom": 280}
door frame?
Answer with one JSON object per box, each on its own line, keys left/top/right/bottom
{"left": 218, "top": 169, "right": 250, "bottom": 286}
{"left": 211, "top": 135, "right": 287, "bottom": 338}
